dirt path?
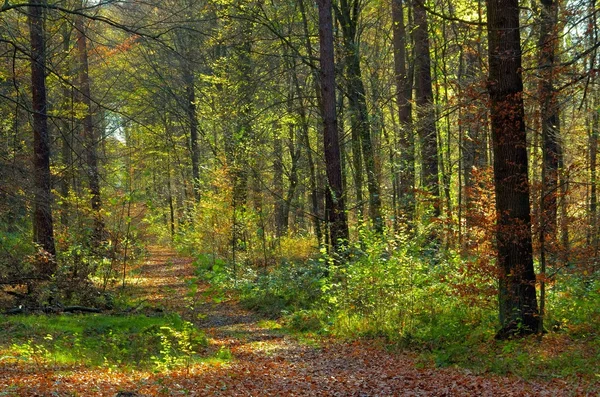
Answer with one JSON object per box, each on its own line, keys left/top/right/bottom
{"left": 122, "top": 247, "right": 583, "bottom": 397}
{"left": 0, "top": 248, "right": 587, "bottom": 396}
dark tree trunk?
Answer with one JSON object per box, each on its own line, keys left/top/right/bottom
{"left": 75, "top": 11, "right": 103, "bottom": 247}
{"left": 486, "top": 0, "right": 538, "bottom": 338}
{"left": 283, "top": 114, "right": 301, "bottom": 234}
{"left": 300, "top": 98, "right": 323, "bottom": 245}
{"left": 591, "top": 104, "right": 598, "bottom": 253}
{"left": 336, "top": 0, "right": 383, "bottom": 233}
{"left": 30, "top": 0, "right": 56, "bottom": 275}
{"left": 317, "top": 0, "right": 349, "bottom": 249}
{"left": 182, "top": 62, "right": 200, "bottom": 201}
{"left": 413, "top": 0, "right": 439, "bottom": 217}
{"left": 589, "top": 0, "right": 599, "bottom": 257}
{"left": 298, "top": 0, "right": 323, "bottom": 244}
{"left": 174, "top": 5, "right": 201, "bottom": 202}
{"left": 273, "top": 125, "right": 285, "bottom": 237}
{"left": 60, "top": 23, "right": 72, "bottom": 228}
{"left": 392, "top": 0, "right": 414, "bottom": 229}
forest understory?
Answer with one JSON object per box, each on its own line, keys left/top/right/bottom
{"left": 3, "top": 0, "right": 600, "bottom": 394}
{"left": 0, "top": 247, "right": 595, "bottom": 396}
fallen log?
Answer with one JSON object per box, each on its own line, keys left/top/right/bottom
{"left": 62, "top": 306, "right": 102, "bottom": 313}
{"left": 3, "top": 306, "right": 102, "bottom": 315}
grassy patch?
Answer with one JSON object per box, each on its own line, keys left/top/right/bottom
{"left": 0, "top": 313, "right": 225, "bottom": 371}
{"left": 417, "top": 328, "right": 600, "bottom": 382}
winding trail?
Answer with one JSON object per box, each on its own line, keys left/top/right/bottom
{"left": 0, "top": 247, "right": 587, "bottom": 396}
{"left": 122, "top": 247, "right": 579, "bottom": 396}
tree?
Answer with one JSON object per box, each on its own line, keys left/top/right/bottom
{"left": 317, "top": 0, "right": 349, "bottom": 249}
{"left": 538, "top": 0, "right": 562, "bottom": 333}
{"left": 30, "top": 0, "right": 57, "bottom": 276}
{"left": 486, "top": 0, "right": 538, "bottom": 337}
{"left": 413, "top": 0, "right": 439, "bottom": 218}
{"left": 391, "top": 0, "right": 414, "bottom": 229}
{"left": 335, "top": 0, "right": 383, "bottom": 233}
{"left": 174, "top": 18, "right": 201, "bottom": 202}
{"left": 75, "top": 7, "right": 104, "bottom": 248}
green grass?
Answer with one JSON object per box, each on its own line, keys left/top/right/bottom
{"left": 0, "top": 313, "right": 219, "bottom": 371}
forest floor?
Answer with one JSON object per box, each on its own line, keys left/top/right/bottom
{"left": 0, "top": 247, "right": 594, "bottom": 396}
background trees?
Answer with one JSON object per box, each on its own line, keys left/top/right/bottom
{"left": 1, "top": 0, "right": 600, "bottom": 338}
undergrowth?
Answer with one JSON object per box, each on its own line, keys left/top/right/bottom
{"left": 0, "top": 313, "right": 221, "bottom": 372}
{"left": 183, "top": 227, "right": 600, "bottom": 383}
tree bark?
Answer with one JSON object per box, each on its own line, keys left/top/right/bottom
{"left": 413, "top": 0, "right": 439, "bottom": 217}
{"left": 75, "top": 10, "right": 103, "bottom": 247}
{"left": 591, "top": 101, "right": 598, "bottom": 253}
{"left": 317, "top": 0, "right": 349, "bottom": 249}
{"left": 29, "top": 0, "right": 57, "bottom": 275}
{"left": 486, "top": 0, "right": 538, "bottom": 338}
{"left": 180, "top": 54, "right": 200, "bottom": 202}
{"left": 59, "top": 22, "right": 73, "bottom": 228}
{"left": 538, "top": 0, "right": 562, "bottom": 333}
{"left": 273, "top": 125, "right": 285, "bottom": 237}
{"left": 391, "top": 0, "right": 415, "bottom": 229}
{"left": 538, "top": 0, "right": 561, "bottom": 254}
{"left": 336, "top": 0, "right": 383, "bottom": 233}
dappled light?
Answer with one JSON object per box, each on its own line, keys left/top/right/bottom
{"left": 1, "top": 0, "right": 599, "bottom": 394}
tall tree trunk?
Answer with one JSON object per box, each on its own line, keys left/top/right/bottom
{"left": 30, "top": 0, "right": 56, "bottom": 275}
{"left": 486, "top": 0, "right": 538, "bottom": 338}
{"left": 336, "top": 0, "right": 383, "bottom": 233}
{"left": 174, "top": 2, "right": 201, "bottom": 202}
{"left": 273, "top": 125, "right": 285, "bottom": 237}
{"left": 298, "top": 88, "right": 323, "bottom": 245}
{"left": 538, "top": 0, "right": 561, "bottom": 332}
{"left": 225, "top": 24, "right": 254, "bottom": 260}
{"left": 280, "top": 56, "right": 304, "bottom": 236}
{"left": 298, "top": 0, "right": 323, "bottom": 244}
{"left": 179, "top": 51, "right": 200, "bottom": 202}
{"left": 60, "top": 23, "right": 72, "bottom": 228}
{"left": 539, "top": 0, "right": 561, "bottom": 253}
{"left": 391, "top": 0, "right": 414, "bottom": 229}
{"left": 282, "top": 102, "right": 301, "bottom": 234}
{"left": 75, "top": 10, "right": 103, "bottom": 247}
{"left": 413, "top": 0, "right": 439, "bottom": 218}
{"left": 591, "top": 101, "right": 599, "bottom": 254}
{"left": 462, "top": 49, "right": 487, "bottom": 244}
{"left": 317, "top": 0, "right": 349, "bottom": 249}
{"left": 589, "top": 0, "right": 599, "bottom": 257}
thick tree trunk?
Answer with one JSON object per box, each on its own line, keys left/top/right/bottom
{"left": 75, "top": 12, "right": 104, "bottom": 247}
{"left": 413, "top": 0, "right": 439, "bottom": 217}
{"left": 317, "top": 0, "right": 349, "bottom": 249}
{"left": 486, "top": 0, "right": 538, "bottom": 338}
{"left": 30, "top": 0, "right": 56, "bottom": 276}
{"left": 391, "top": 0, "right": 415, "bottom": 229}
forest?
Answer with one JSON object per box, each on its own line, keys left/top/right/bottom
{"left": 0, "top": 0, "right": 599, "bottom": 395}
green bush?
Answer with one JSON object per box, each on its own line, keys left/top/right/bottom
{"left": 0, "top": 313, "right": 210, "bottom": 371}
{"left": 237, "top": 259, "right": 326, "bottom": 317}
